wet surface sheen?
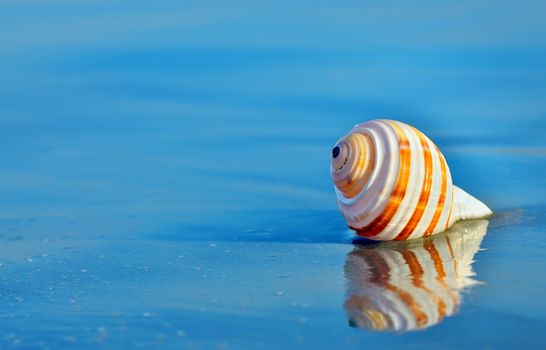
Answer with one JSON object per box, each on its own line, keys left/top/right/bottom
{"left": 1, "top": 1, "right": 546, "bottom": 349}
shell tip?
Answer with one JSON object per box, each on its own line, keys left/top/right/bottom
{"left": 452, "top": 185, "right": 493, "bottom": 222}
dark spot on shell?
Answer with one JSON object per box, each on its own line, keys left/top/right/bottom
{"left": 332, "top": 146, "right": 340, "bottom": 158}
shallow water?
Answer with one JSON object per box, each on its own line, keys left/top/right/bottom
{"left": 1, "top": 1, "right": 546, "bottom": 349}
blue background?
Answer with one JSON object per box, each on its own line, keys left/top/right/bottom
{"left": 1, "top": 1, "right": 545, "bottom": 349}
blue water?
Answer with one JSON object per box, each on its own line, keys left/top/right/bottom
{"left": 1, "top": 1, "right": 546, "bottom": 349}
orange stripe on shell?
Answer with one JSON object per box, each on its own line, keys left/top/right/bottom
{"left": 445, "top": 187, "right": 454, "bottom": 229}
{"left": 333, "top": 133, "right": 375, "bottom": 198}
{"left": 394, "top": 127, "right": 433, "bottom": 240}
{"left": 424, "top": 146, "right": 448, "bottom": 236}
{"left": 353, "top": 121, "right": 411, "bottom": 238}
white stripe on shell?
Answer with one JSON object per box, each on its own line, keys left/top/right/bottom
{"left": 381, "top": 121, "right": 425, "bottom": 240}
{"left": 337, "top": 120, "right": 399, "bottom": 235}
{"left": 407, "top": 132, "right": 443, "bottom": 240}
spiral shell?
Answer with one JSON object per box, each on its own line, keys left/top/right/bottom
{"left": 331, "top": 119, "right": 492, "bottom": 241}
{"left": 344, "top": 219, "right": 488, "bottom": 332}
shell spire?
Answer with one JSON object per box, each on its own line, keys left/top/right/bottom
{"left": 330, "top": 119, "right": 492, "bottom": 241}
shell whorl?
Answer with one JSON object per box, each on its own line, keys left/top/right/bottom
{"left": 331, "top": 120, "right": 455, "bottom": 241}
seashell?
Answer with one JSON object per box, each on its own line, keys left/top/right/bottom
{"left": 331, "top": 119, "right": 492, "bottom": 241}
{"left": 344, "top": 218, "right": 488, "bottom": 332}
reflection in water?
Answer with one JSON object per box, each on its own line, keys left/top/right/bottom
{"left": 344, "top": 219, "right": 489, "bottom": 332}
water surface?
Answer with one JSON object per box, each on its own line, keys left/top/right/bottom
{"left": 1, "top": 1, "right": 546, "bottom": 349}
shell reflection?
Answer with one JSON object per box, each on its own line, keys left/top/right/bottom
{"left": 344, "top": 219, "right": 488, "bottom": 332}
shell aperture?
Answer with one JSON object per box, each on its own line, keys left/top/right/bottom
{"left": 331, "top": 119, "right": 492, "bottom": 241}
